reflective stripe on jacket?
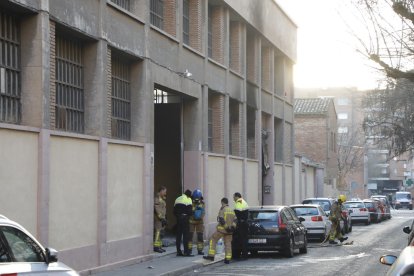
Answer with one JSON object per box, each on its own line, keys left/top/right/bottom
{"left": 217, "top": 205, "right": 236, "bottom": 233}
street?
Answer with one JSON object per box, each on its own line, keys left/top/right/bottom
{"left": 182, "top": 209, "right": 413, "bottom": 276}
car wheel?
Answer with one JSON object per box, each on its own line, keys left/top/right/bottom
{"left": 249, "top": 250, "right": 258, "bottom": 257}
{"left": 299, "top": 236, "right": 307, "bottom": 254}
{"left": 284, "top": 236, "right": 294, "bottom": 258}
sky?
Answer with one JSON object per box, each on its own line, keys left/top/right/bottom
{"left": 276, "top": 0, "right": 382, "bottom": 90}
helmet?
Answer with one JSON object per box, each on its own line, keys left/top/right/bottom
{"left": 338, "top": 194, "right": 346, "bottom": 202}
{"left": 192, "top": 189, "right": 203, "bottom": 199}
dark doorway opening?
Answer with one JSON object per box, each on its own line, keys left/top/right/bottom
{"left": 154, "top": 87, "right": 182, "bottom": 232}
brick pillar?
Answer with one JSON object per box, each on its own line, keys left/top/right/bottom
{"left": 230, "top": 21, "right": 241, "bottom": 74}
{"left": 261, "top": 47, "right": 271, "bottom": 91}
{"left": 189, "top": 0, "right": 202, "bottom": 52}
{"left": 49, "top": 21, "right": 56, "bottom": 130}
{"left": 211, "top": 6, "right": 224, "bottom": 64}
{"left": 106, "top": 47, "right": 112, "bottom": 137}
{"left": 164, "top": 0, "right": 176, "bottom": 37}
{"left": 247, "top": 34, "right": 257, "bottom": 83}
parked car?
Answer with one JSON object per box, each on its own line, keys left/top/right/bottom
{"left": 343, "top": 200, "right": 371, "bottom": 225}
{"left": 395, "top": 191, "right": 413, "bottom": 210}
{"left": 380, "top": 246, "right": 414, "bottom": 276}
{"left": 372, "top": 198, "right": 386, "bottom": 221}
{"left": 302, "top": 198, "right": 347, "bottom": 233}
{"left": 371, "top": 195, "right": 392, "bottom": 219}
{"left": 402, "top": 219, "right": 414, "bottom": 246}
{"left": 363, "top": 199, "right": 382, "bottom": 223}
{"left": 0, "top": 215, "right": 78, "bottom": 275}
{"left": 290, "top": 204, "right": 332, "bottom": 242}
{"left": 247, "top": 206, "right": 307, "bottom": 258}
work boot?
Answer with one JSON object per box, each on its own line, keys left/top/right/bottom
{"left": 159, "top": 248, "right": 166, "bottom": 253}
{"left": 176, "top": 250, "right": 184, "bottom": 256}
{"left": 203, "top": 256, "right": 214, "bottom": 261}
{"left": 329, "top": 240, "right": 338, "bottom": 245}
{"left": 224, "top": 259, "right": 230, "bottom": 264}
{"left": 183, "top": 252, "right": 194, "bottom": 257}
{"left": 154, "top": 247, "right": 163, "bottom": 253}
{"left": 198, "top": 250, "right": 204, "bottom": 255}
{"left": 339, "top": 237, "right": 348, "bottom": 243}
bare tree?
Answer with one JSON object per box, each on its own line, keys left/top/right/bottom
{"left": 363, "top": 79, "right": 414, "bottom": 157}
{"left": 337, "top": 128, "right": 365, "bottom": 191}
{"left": 353, "top": 0, "right": 414, "bottom": 81}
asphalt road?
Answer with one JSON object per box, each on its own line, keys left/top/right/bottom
{"left": 183, "top": 209, "right": 413, "bottom": 276}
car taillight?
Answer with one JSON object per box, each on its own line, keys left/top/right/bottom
{"left": 360, "top": 208, "right": 367, "bottom": 212}
{"left": 311, "top": 216, "right": 323, "bottom": 221}
{"left": 278, "top": 215, "right": 287, "bottom": 230}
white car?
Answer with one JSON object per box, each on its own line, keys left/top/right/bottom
{"left": 291, "top": 204, "right": 332, "bottom": 241}
{"left": 0, "top": 215, "right": 78, "bottom": 275}
{"left": 343, "top": 201, "right": 371, "bottom": 225}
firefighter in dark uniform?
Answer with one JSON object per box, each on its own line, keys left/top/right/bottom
{"left": 329, "top": 194, "right": 348, "bottom": 244}
{"left": 232, "top": 192, "right": 249, "bottom": 260}
{"left": 174, "top": 189, "right": 193, "bottom": 256}
{"left": 154, "top": 186, "right": 167, "bottom": 253}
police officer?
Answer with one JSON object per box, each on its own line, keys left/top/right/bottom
{"left": 189, "top": 189, "right": 205, "bottom": 255}
{"left": 154, "top": 186, "right": 167, "bottom": 253}
{"left": 233, "top": 192, "right": 249, "bottom": 260}
{"left": 174, "top": 189, "right": 193, "bottom": 256}
{"left": 203, "top": 197, "right": 236, "bottom": 264}
{"left": 328, "top": 195, "right": 348, "bottom": 244}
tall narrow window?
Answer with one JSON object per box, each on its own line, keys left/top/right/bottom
{"left": 247, "top": 106, "right": 256, "bottom": 159}
{"left": 229, "top": 99, "right": 241, "bottom": 156}
{"left": 207, "top": 5, "right": 213, "bottom": 58}
{"left": 111, "top": 55, "right": 131, "bottom": 140}
{"left": 183, "top": 0, "right": 190, "bottom": 45}
{"left": 0, "top": 11, "right": 20, "bottom": 124}
{"left": 110, "top": 0, "right": 130, "bottom": 10}
{"left": 150, "top": 0, "right": 164, "bottom": 29}
{"left": 208, "top": 91, "right": 224, "bottom": 153}
{"left": 55, "top": 35, "right": 84, "bottom": 133}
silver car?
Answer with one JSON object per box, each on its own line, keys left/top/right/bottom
{"left": 291, "top": 204, "right": 332, "bottom": 241}
{"left": 0, "top": 215, "right": 78, "bottom": 275}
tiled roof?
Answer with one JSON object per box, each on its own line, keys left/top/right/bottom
{"left": 294, "top": 98, "right": 333, "bottom": 115}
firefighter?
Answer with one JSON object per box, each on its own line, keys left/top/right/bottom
{"left": 203, "top": 197, "right": 236, "bottom": 264}
{"left": 188, "top": 189, "right": 205, "bottom": 255}
{"left": 174, "top": 189, "right": 193, "bottom": 256}
{"left": 232, "top": 192, "right": 249, "bottom": 260}
{"left": 328, "top": 194, "right": 348, "bottom": 244}
{"left": 154, "top": 186, "right": 167, "bottom": 253}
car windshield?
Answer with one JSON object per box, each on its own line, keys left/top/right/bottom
{"left": 303, "top": 200, "right": 331, "bottom": 211}
{"left": 292, "top": 207, "right": 318, "bottom": 216}
{"left": 396, "top": 193, "right": 412, "bottom": 200}
{"left": 344, "top": 202, "right": 364, "bottom": 208}
{"left": 249, "top": 211, "right": 278, "bottom": 222}
{"left": 364, "top": 202, "right": 374, "bottom": 208}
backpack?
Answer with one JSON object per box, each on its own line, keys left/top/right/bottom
{"left": 194, "top": 206, "right": 204, "bottom": 220}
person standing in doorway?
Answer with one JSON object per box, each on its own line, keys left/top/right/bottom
{"left": 232, "top": 192, "right": 249, "bottom": 260}
{"left": 154, "top": 186, "right": 167, "bottom": 253}
{"left": 174, "top": 189, "right": 193, "bottom": 256}
{"left": 203, "top": 197, "right": 236, "bottom": 264}
{"left": 189, "top": 189, "right": 205, "bottom": 255}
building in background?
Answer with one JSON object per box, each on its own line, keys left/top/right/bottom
{"left": 294, "top": 98, "right": 338, "bottom": 197}
{"left": 0, "top": 0, "right": 296, "bottom": 271}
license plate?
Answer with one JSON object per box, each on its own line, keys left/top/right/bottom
{"left": 248, "top": 239, "right": 266, "bottom": 244}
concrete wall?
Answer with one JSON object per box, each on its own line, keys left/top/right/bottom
{"left": 274, "top": 164, "right": 283, "bottom": 204}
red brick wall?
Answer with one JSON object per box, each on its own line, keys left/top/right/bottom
{"left": 189, "top": 0, "right": 201, "bottom": 52}
{"left": 164, "top": 0, "right": 176, "bottom": 37}
{"left": 211, "top": 6, "right": 224, "bottom": 64}
{"left": 230, "top": 21, "right": 242, "bottom": 74}
{"left": 209, "top": 93, "right": 224, "bottom": 153}
{"left": 229, "top": 99, "right": 241, "bottom": 156}
{"left": 246, "top": 33, "right": 257, "bottom": 83}
{"left": 106, "top": 47, "right": 112, "bottom": 137}
{"left": 261, "top": 47, "right": 271, "bottom": 91}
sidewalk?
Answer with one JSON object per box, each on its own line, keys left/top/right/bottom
{"left": 81, "top": 240, "right": 226, "bottom": 276}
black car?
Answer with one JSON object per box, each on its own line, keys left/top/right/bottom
{"left": 247, "top": 206, "right": 307, "bottom": 258}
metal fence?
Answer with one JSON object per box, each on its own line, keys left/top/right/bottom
{"left": 55, "top": 35, "right": 84, "bottom": 133}
{"left": 0, "top": 11, "right": 20, "bottom": 124}
{"left": 110, "top": 0, "right": 130, "bottom": 11}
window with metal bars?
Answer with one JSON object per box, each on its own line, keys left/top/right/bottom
{"left": 111, "top": 55, "right": 131, "bottom": 140}
{"left": 207, "top": 5, "right": 212, "bottom": 58}
{"left": 0, "top": 11, "right": 21, "bottom": 124}
{"left": 183, "top": 0, "right": 189, "bottom": 45}
{"left": 150, "top": 0, "right": 164, "bottom": 29}
{"left": 55, "top": 35, "right": 84, "bottom": 133}
{"left": 110, "top": 0, "right": 131, "bottom": 11}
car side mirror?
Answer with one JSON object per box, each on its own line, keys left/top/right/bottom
{"left": 45, "top": 248, "right": 58, "bottom": 264}
{"left": 379, "top": 255, "right": 397, "bottom": 266}
{"left": 403, "top": 226, "right": 411, "bottom": 234}
{"left": 299, "top": 217, "right": 305, "bottom": 222}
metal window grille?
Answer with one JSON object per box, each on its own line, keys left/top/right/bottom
{"left": 0, "top": 11, "right": 20, "bottom": 124}
{"left": 207, "top": 6, "right": 212, "bottom": 58}
{"left": 111, "top": 55, "right": 131, "bottom": 140}
{"left": 150, "top": 0, "right": 164, "bottom": 29}
{"left": 110, "top": 0, "right": 130, "bottom": 11}
{"left": 55, "top": 35, "right": 84, "bottom": 133}
{"left": 183, "top": 0, "right": 189, "bottom": 45}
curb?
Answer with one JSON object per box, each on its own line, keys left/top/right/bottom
{"left": 159, "top": 255, "right": 226, "bottom": 276}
